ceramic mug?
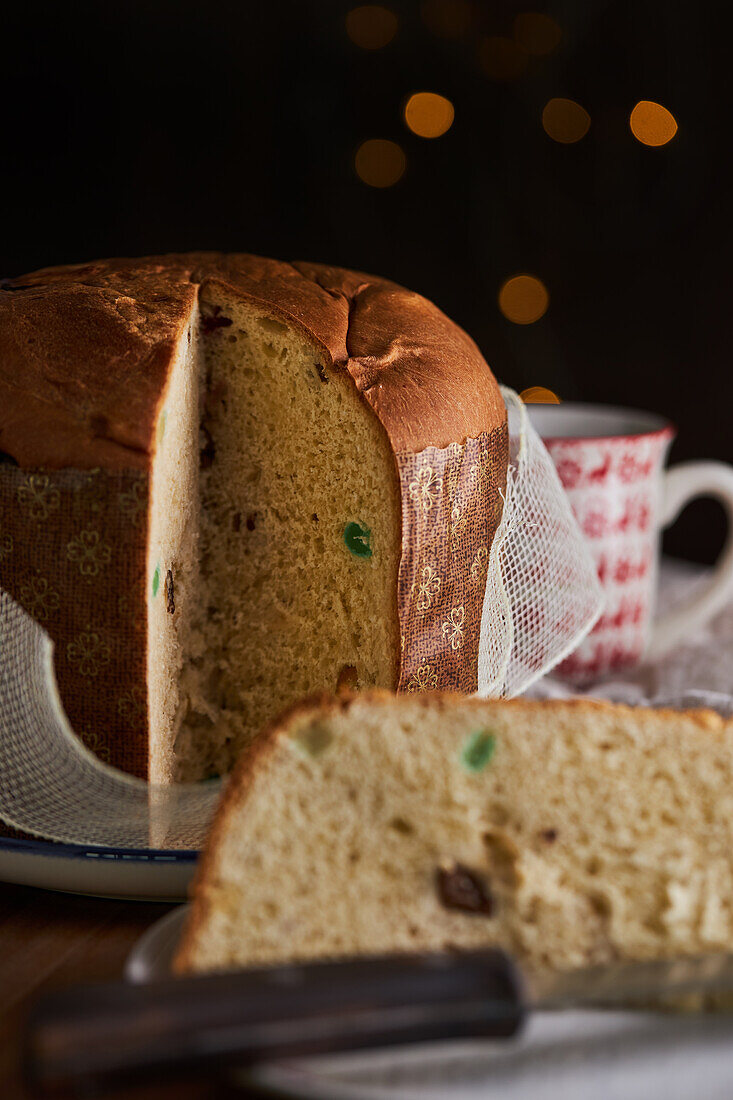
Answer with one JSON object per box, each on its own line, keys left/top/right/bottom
{"left": 527, "top": 402, "right": 733, "bottom": 681}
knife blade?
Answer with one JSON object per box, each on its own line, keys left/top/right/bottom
{"left": 533, "top": 951, "right": 733, "bottom": 1010}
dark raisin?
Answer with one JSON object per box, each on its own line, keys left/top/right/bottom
{"left": 315, "top": 360, "right": 328, "bottom": 383}
{"left": 336, "top": 665, "right": 358, "bottom": 693}
{"left": 540, "top": 828, "right": 558, "bottom": 843}
{"left": 246, "top": 513, "right": 257, "bottom": 532}
{"left": 205, "top": 379, "right": 228, "bottom": 413}
{"left": 165, "top": 570, "right": 175, "bottom": 614}
{"left": 436, "top": 863, "right": 493, "bottom": 916}
{"left": 232, "top": 513, "right": 242, "bottom": 532}
{"left": 200, "top": 426, "right": 215, "bottom": 468}
{"left": 201, "top": 305, "right": 233, "bottom": 335}
{"left": 312, "top": 513, "right": 319, "bottom": 523}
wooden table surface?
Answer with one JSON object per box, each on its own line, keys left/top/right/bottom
{"left": 0, "top": 882, "right": 257, "bottom": 1100}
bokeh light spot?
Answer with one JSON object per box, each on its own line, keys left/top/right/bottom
{"left": 542, "top": 98, "right": 591, "bottom": 144}
{"left": 629, "top": 100, "right": 678, "bottom": 146}
{"left": 421, "top": 0, "right": 472, "bottom": 39}
{"left": 354, "top": 139, "right": 406, "bottom": 187}
{"left": 404, "top": 92, "right": 455, "bottom": 138}
{"left": 498, "top": 275, "right": 549, "bottom": 325}
{"left": 345, "top": 5, "right": 398, "bottom": 50}
{"left": 513, "top": 13, "right": 562, "bottom": 55}
{"left": 478, "top": 36, "right": 528, "bottom": 81}
{"left": 520, "top": 386, "right": 561, "bottom": 404}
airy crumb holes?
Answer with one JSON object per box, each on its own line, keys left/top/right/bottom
{"left": 201, "top": 305, "right": 233, "bottom": 335}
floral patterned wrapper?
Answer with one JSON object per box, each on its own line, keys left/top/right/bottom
{"left": 0, "top": 466, "right": 150, "bottom": 779}
{"left": 396, "top": 422, "right": 509, "bottom": 695}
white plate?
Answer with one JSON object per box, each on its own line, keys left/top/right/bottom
{"left": 0, "top": 836, "right": 197, "bottom": 900}
{"left": 126, "top": 907, "right": 733, "bottom": 1100}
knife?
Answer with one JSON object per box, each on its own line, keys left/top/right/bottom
{"left": 25, "top": 948, "right": 733, "bottom": 1096}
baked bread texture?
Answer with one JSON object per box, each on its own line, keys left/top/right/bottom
{"left": 175, "top": 693, "right": 733, "bottom": 976}
{"left": 0, "top": 255, "right": 507, "bottom": 782}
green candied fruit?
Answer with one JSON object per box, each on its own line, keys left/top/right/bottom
{"left": 293, "top": 722, "right": 334, "bottom": 759}
{"left": 344, "top": 522, "right": 372, "bottom": 559}
{"left": 461, "top": 730, "right": 496, "bottom": 773}
{"left": 152, "top": 563, "right": 161, "bottom": 598}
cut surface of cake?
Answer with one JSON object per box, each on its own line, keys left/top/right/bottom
{"left": 175, "top": 693, "right": 733, "bottom": 977}
{"left": 0, "top": 255, "right": 508, "bottom": 782}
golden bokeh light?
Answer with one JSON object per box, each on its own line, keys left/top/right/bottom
{"left": 498, "top": 275, "right": 549, "bottom": 325}
{"left": 421, "top": 0, "right": 472, "bottom": 39}
{"left": 478, "top": 36, "right": 528, "bottom": 81}
{"left": 520, "top": 386, "right": 561, "bottom": 404}
{"left": 404, "top": 92, "right": 455, "bottom": 138}
{"left": 629, "top": 100, "right": 678, "bottom": 146}
{"left": 513, "top": 12, "right": 562, "bottom": 55}
{"left": 354, "top": 139, "right": 406, "bottom": 187}
{"left": 542, "top": 97, "right": 591, "bottom": 144}
{"left": 345, "top": 5, "right": 398, "bottom": 50}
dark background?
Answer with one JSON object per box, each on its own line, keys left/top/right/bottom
{"left": 1, "top": 0, "right": 728, "bottom": 563}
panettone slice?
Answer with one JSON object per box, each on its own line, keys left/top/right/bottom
{"left": 175, "top": 693, "right": 733, "bottom": 976}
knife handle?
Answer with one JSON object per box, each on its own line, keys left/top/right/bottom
{"left": 26, "top": 948, "right": 526, "bottom": 1095}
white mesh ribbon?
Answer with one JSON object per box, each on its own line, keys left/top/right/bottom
{"left": 477, "top": 388, "right": 604, "bottom": 697}
{"left": 0, "top": 386, "right": 602, "bottom": 849}
{"left": 0, "top": 591, "right": 221, "bottom": 849}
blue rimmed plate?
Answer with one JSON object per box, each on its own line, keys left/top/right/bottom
{"left": 0, "top": 835, "right": 197, "bottom": 900}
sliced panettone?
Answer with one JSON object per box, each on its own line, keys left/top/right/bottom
{"left": 175, "top": 693, "right": 733, "bottom": 978}
{"left": 0, "top": 255, "right": 508, "bottom": 782}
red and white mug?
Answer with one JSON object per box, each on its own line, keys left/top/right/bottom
{"left": 527, "top": 402, "right": 733, "bottom": 681}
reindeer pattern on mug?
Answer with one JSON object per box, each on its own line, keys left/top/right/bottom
{"left": 547, "top": 430, "right": 672, "bottom": 679}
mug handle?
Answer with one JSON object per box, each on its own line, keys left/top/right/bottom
{"left": 646, "top": 461, "right": 733, "bottom": 660}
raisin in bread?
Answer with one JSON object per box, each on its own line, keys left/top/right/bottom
{"left": 175, "top": 693, "right": 733, "bottom": 977}
{"left": 0, "top": 255, "right": 507, "bottom": 782}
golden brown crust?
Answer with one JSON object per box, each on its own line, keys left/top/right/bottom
{"left": 0, "top": 253, "right": 506, "bottom": 469}
{"left": 173, "top": 691, "right": 726, "bottom": 971}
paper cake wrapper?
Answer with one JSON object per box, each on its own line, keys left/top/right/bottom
{"left": 0, "top": 467, "right": 150, "bottom": 775}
